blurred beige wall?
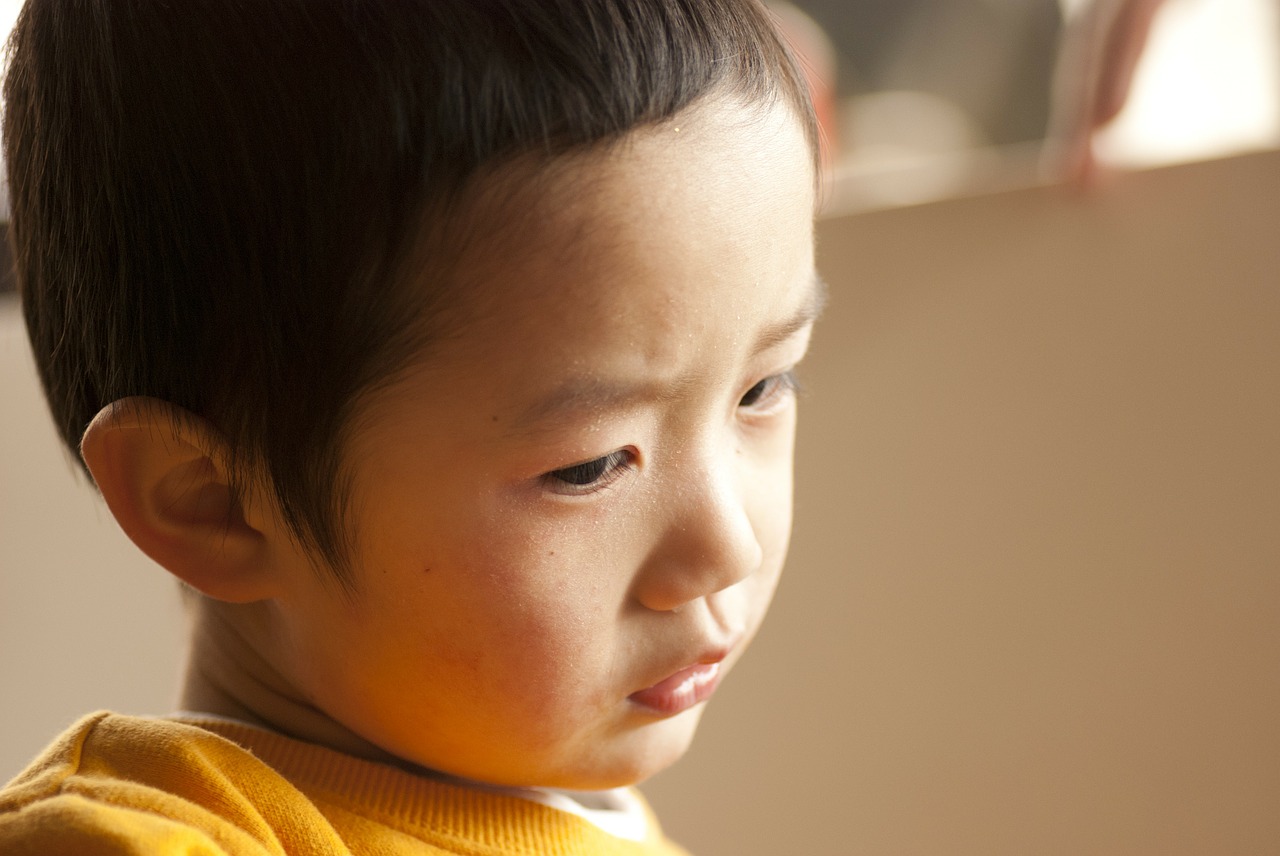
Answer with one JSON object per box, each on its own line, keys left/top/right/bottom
{"left": 3, "top": 150, "right": 1278, "bottom": 854}
{"left": 0, "top": 303, "right": 189, "bottom": 776}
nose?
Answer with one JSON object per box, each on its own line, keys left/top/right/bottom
{"left": 633, "top": 447, "right": 765, "bottom": 612}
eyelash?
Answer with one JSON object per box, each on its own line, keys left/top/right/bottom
{"left": 738, "top": 370, "right": 800, "bottom": 411}
{"left": 540, "top": 371, "right": 799, "bottom": 496}
{"left": 543, "top": 449, "right": 635, "bottom": 495}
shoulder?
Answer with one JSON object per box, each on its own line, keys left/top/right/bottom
{"left": 0, "top": 711, "right": 344, "bottom": 855}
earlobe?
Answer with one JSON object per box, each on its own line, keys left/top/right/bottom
{"left": 80, "top": 397, "right": 284, "bottom": 603}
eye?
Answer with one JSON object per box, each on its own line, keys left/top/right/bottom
{"left": 543, "top": 450, "right": 634, "bottom": 494}
{"left": 738, "top": 371, "right": 799, "bottom": 410}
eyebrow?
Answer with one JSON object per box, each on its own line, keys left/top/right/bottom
{"left": 507, "top": 272, "right": 828, "bottom": 433}
{"left": 754, "top": 271, "right": 828, "bottom": 353}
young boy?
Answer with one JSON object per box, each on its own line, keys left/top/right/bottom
{"left": 0, "top": 1, "right": 820, "bottom": 852}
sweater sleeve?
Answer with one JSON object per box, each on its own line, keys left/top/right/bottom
{"left": 0, "top": 713, "right": 342, "bottom": 856}
{"left": 0, "top": 793, "right": 250, "bottom": 856}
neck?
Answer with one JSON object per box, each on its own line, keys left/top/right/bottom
{"left": 180, "top": 598, "right": 402, "bottom": 768}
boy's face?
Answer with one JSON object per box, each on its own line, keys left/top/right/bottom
{"left": 268, "top": 97, "right": 817, "bottom": 789}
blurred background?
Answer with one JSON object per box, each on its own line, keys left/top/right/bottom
{"left": 775, "top": 0, "right": 1279, "bottom": 210}
{"left": 2, "top": 2, "right": 1279, "bottom": 854}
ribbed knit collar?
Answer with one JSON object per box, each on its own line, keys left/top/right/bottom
{"left": 168, "top": 713, "right": 665, "bottom": 855}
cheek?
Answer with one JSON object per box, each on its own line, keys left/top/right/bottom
{"left": 753, "top": 414, "right": 798, "bottom": 562}
{"left": 738, "top": 416, "right": 798, "bottom": 620}
{"left": 441, "top": 519, "right": 631, "bottom": 696}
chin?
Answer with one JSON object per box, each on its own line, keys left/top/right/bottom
{"left": 552, "top": 704, "right": 708, "bottom": 790}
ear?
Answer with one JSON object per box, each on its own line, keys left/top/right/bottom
{"left": 80, "top": 397, "right": 287, "bottom": 603}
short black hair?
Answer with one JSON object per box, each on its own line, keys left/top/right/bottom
{"left": 4, "top": 0, "right": 817, "bottom": 585}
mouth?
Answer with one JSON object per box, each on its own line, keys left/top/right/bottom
{"left": 628, "top": 652, "right": 728, "bottom": 716}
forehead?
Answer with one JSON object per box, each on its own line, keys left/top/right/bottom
{"left": 455, "top": 100, "right": 813, "bottom": 329}
{"left": 365, "top": 97, "right": 817, "bottom": 429}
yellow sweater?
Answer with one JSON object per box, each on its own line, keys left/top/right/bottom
{"left": 0, "top": 712, "right": 691, "bottom": 855}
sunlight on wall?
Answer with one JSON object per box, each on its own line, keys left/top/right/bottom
{"left": 1097, "top": 0, "right": 1280, "bottom": 167}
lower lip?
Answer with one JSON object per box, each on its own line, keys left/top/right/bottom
{"left": 628, "top": 662, "right": 723, "bottom": 716}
